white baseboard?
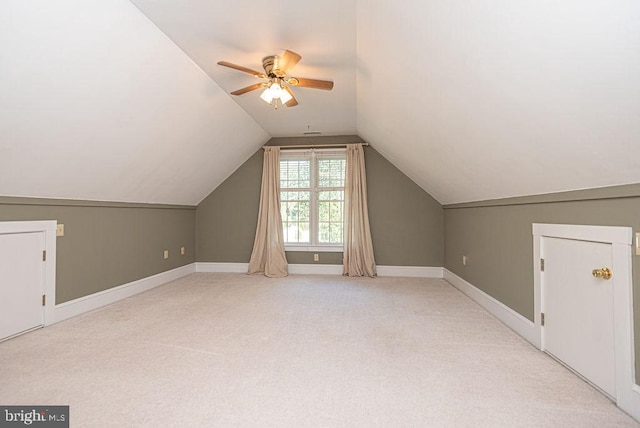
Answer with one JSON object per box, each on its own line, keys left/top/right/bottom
{"left": 377, "top": 265, "right": 443, "bottom": 278}
{"left": 54, "top": 263, "right": 196, "bottom": 323}
{"left": 196, "top": 262, "right": 342, "bottom": 275}
{"left": 196, "top": 262, "right": 443, "bottom": 278}
{"left": 288, "top": 264, "right": 343, "bottom": 275}
{"left": 624, "top": 385, "right": 640, "bottom": 422}
{"left": 443, "top": 268, "right": 539, "bottom": 348}
{"left": 196, "top": 262, "right": 249, "bottom": 273}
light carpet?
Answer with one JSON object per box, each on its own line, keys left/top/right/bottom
{"left": 0, "top": 273, "right": 638, "bottom": 427}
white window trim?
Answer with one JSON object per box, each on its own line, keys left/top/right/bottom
{"left": 280, "top": 148, "right": 346, "bottom": 250}
{"left": 284, "top": 245, "right": 343, "bottom": 253}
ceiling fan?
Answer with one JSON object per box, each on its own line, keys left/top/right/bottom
{"left": 217, "top": 50, "right": 334, "bottom": 109}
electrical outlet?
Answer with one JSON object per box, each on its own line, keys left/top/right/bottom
{"left": 181, "top": 246, "right": 185, "bottom": 255}
{"left": 462, "top": 255, "right": 467, "bottom": 266}
{"left": 313, "top": 253, "right": 319, "bottom": 262}
{"left": 56, "top": 224, "right": 64, "bottom": 237}
{"left": 163, "top": 250, "right": 169, "bottom": 259}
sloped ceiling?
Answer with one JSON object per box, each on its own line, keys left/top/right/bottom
{"left": 0, "top": 0, "right": 269, "bottom": 205}
{"left": 2, "top": 0, "right": 639, "bottom": 205}
{"left": 357, "top": 0, "right": 640, "bottom": 204}
{"left": 129, "top": 0, "right": 357, "bottom": 137}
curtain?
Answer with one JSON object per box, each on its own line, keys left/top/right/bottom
{"left": 343, "top": 144, "right": 377, "bottom": 277}
{"left": 248, "top": 147, "right": 288, "bottom": 277}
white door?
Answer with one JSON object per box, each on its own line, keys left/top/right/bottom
{"left": 542, "top": 236, "right": 615, "bottom": 399}
{"left": 0, "top": 232, "right": 45, "bottom": 341}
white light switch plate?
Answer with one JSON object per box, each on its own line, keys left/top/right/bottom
{"left": 636, "top": 233, "right": 640, "bottom": 256}
{"left": 56, "top": 224, "right": 64, "bottom": 237}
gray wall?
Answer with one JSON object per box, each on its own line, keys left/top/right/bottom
{"left": 0, "top": 197, "right": 195, "bottom": 303}
{"left": 443, "top": 184, "right": 640, "bottom": 383}
{"left": 196, "top": 138, "right": 443, "bottom": 267}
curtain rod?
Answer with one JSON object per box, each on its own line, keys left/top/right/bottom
{"left": 263, "top": 142, "right": 369, "bottom": 150}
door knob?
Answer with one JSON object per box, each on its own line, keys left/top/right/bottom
{"left": 592, "top": 267, "right": 612, "bottom": 280}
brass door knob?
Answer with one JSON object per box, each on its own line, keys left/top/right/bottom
{"left": 592, "top": 267, "right": 612, "bottom": 280}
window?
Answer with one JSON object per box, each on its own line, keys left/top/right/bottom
{"left": 280, "top": 149, "right": 346, "bottom": 250}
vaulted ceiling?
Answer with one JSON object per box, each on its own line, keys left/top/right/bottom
{"left": 1, "top": 0, "right": 639, "bottom": 205}
{"left": 129, "top": 0, "right": 358, "bottom": 138}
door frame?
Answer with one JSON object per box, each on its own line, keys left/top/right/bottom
{"left": 0, "top": 221, "right": 57, "bottom": 327}
{"left": 533, "top": 223, "right": 639, "bottom": 420}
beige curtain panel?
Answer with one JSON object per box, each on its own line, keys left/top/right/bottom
{"left": 248, "top": 147, "right": 289, "bottom": 278}
{"left": 343, "top": 143, "right": 377, "bottom": 277}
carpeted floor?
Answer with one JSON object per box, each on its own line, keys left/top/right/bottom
{"left": 0, "top": 273, "right": 638, "bottom": 427}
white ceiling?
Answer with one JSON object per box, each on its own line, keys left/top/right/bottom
{"left": 2, "top": 0, "right": 639, "bottom": 205}
{"left": 130, "top": 0, "right": 358, "bottom": 137}
{"left": 0, "top": 0, "right": 268, "bottom": 205}
{"left": 357, "top": 0, "right": 640, "bottom": 204}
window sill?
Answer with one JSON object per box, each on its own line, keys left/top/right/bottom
{"left": 284, "top": 245, "right": 343, "bottom": 253}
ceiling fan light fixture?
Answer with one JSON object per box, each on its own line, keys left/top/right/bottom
{"left": 260, "top": 80, "right": 292, "bottom": 106}
{"left": 219, "top": 50, "right": 332, "bottom": 108}
{"left": 260, "top": 87, "right": 274, "bottom": 104}
{"left": 279, "top": 86, "right": 293, "bottom": 104}
{"left": 269, "top": 81, "right": 283, "bottom": 97}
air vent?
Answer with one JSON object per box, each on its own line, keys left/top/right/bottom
{"left": 303, "top": 131, "right": 322, "bottom": 136}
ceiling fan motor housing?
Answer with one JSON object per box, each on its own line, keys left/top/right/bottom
{"left": 262, "top": 55, "right": 286, "bottom": 78}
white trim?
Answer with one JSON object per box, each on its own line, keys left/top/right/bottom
{"left": 533, "top": 229, "right": 543, "bottom": 349}
{"left": 43, "top": 224, "right": 56, "bottom": 327}
{"left": 289, "top": 264, "right": 443, "bottom": 278}
{"left": 288, "top": 264, "right": 344, "bottom": 275}
{"left": 533, "top": 223, "right": 639, "bottom": 421}
{"left": 0, "top": 221, "right": 57, "bottom": 328}
{"left": 0, "top": 220, "right": 56, "bottom": 235}
{"left": 377, "top": 265, "right": 443, "bottom": 278}
{"left": 195, "top": 262, "right": 444, "bottom": 278}
{"left": 196, "top": 262, "right": 343, "bottom": 275}
{"left": 443, "top": 269, "right": 539, "bottom": 348}
{"left": 532, "top": 223, "right": 632, "bottom": 245}
{"left": 0, "top": 325, "right": 43, "bottom": 343}
{"left": 195, "top": 262, "right": 249, "bottom": 273}
{"left": 284, "top": 246, "right": 343, "bottom": 252}
{"left": 54, "top": 264, "right": 195, "bottom": 323}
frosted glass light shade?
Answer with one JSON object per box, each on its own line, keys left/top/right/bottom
{"left": 280, "top": 88, "right": 293, "bottom": 103}
{"left": 260, "top": 88, "right": 274, "bottom": 103}
{"left": 269, "top": 83, "right": 282, "bottom": 98}
{"left": 260, "top": 81, "right": 291, "bottom": 105}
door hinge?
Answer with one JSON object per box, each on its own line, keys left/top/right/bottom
{"left": 42, "top": 295, "right": 46, "bottom": 306}
{"left": 541, "top": 312, "right": 545, "bottom": 326}
{"left": 42, "top": 250, "right": 46, "bottom": 261}
{"left": 540, "top": 258, "right": 545, "bottom": 271}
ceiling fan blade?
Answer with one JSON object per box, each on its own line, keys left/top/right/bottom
{"left": 217, "top": 61, "right": 266, "bottom": 79}
{"left": 279, "top": 50, "right": 302, "bottom": 75}
{"left": 230, "top": 83, "right": 265, "bottom": 95}
{"left": 283, "top": 86, "right": 298, "bottom": 107}
{"left": 289, "top": 77, "right": 334, "bottom": 90}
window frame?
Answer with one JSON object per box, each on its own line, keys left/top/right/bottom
{"left": 279, "top": 148, "right": 346, "bottom": 252}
